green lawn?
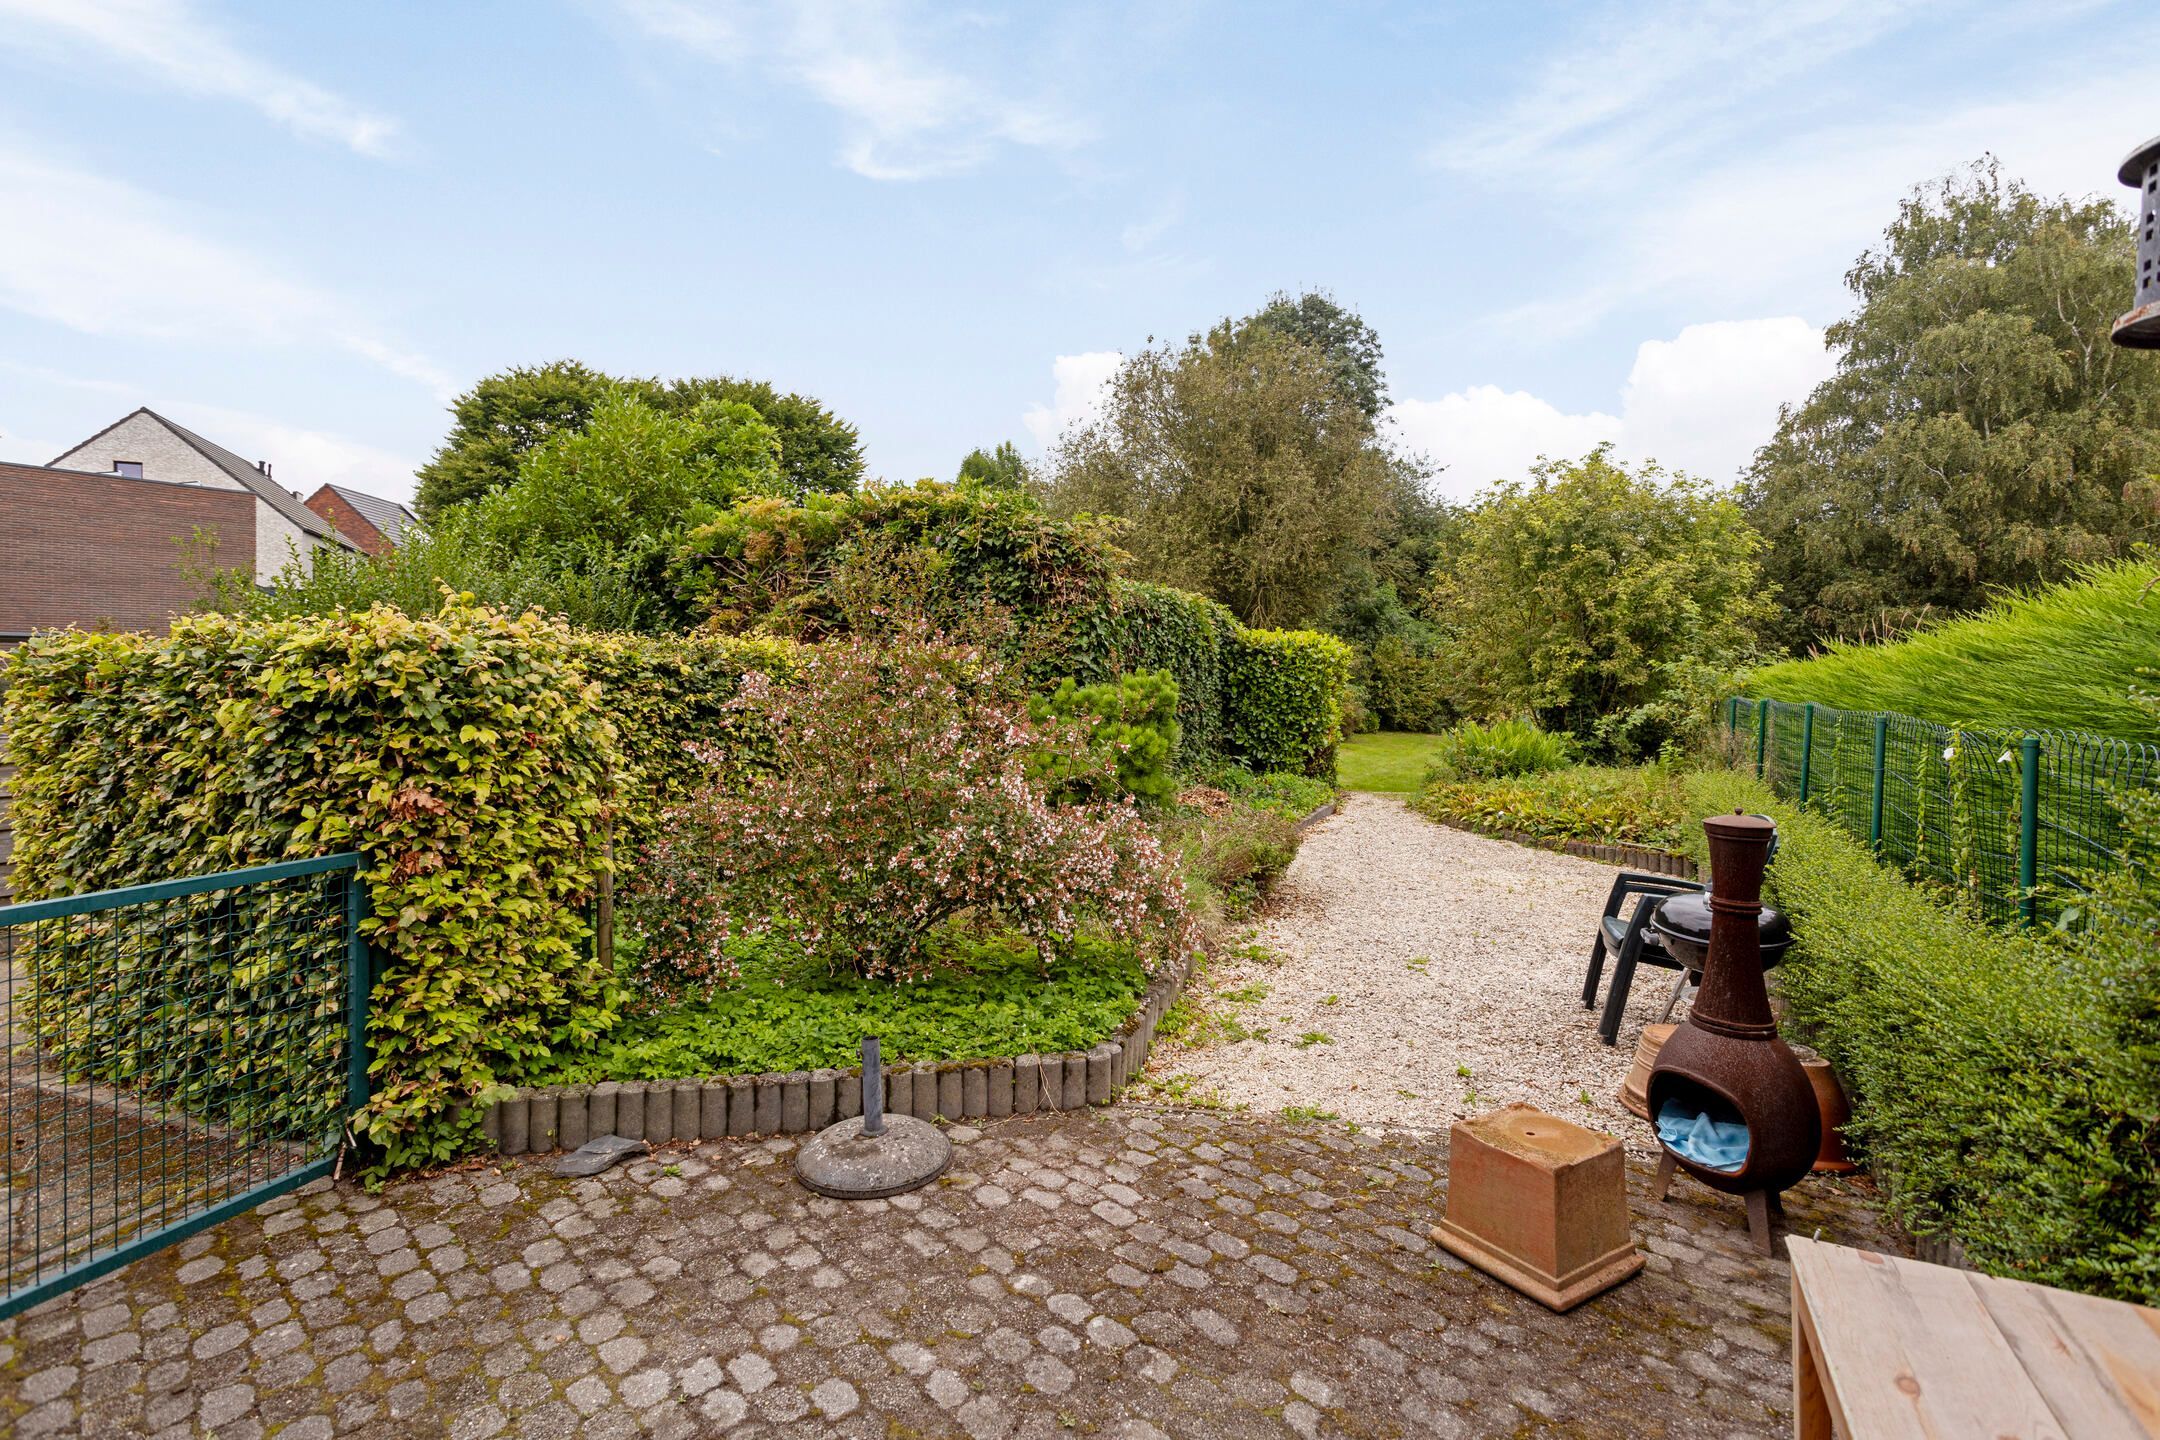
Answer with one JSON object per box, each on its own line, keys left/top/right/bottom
{"left": 1336, "top": 731, "right": 1445, "bottom": 792}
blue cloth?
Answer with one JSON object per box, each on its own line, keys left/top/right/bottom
{"left": 1656, "top": 1097, "right": 1748, "bottom": 1173}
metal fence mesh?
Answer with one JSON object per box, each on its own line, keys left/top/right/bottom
{"left": 1732, "top": 698, "right": 2159, "bottom": 926}
{"left": 2, "top": 859, "right": 360, "bottom": 1314}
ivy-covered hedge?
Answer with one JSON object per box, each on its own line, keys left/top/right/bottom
{"left": 1683, "top": 768, "right": 2160, "bottom": 1302}
{"left": 3, "top": 600, "right": 622, "bottom": 1177}
{"left": 1106, "top": 581, "right": 1239, "bottom": 767}
{"left": 1223, "top": 628, "right": 1355, "bottom": 775}
{"left": 671, "top": 482, "right": 1351, "bottom": 776}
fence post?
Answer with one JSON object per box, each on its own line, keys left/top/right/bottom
{"left": 345, "top": 865, "right": 373, "bottom": 1115}
{"left": 2018, "top": 734, "right": 2041, "bottom": 928}
{"left": 1755, "top": 699, "right": 1770, "bottom": 780}
{"left": 1798, "top": 703, "right": 1816, "bottom": 806}
{"left": 1870, "top": 715, "right": 1887, "bottom": 851}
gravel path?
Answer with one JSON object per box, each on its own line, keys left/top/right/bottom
{"left": 1153, "top": 793, "right": 1673, "bottom": 1153}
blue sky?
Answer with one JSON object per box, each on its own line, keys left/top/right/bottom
{"left": 0, "top": 1, "right": 2151, "bottom": 507}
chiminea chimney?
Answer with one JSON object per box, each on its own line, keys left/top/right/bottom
{"left": 257, "top": 460, "right": 273, "bottom": 479}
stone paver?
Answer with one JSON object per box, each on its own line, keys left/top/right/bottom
{"left": 0, "top": 1108, "right": 1900, "bottom": 1436}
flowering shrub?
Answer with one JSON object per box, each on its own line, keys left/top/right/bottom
{"left": 631, "top": 631, "right": 1192, "bottom": 999}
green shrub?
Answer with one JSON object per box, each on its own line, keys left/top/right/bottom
{"left": 1682, "top": 767, "right": 2160, "bottom": 1302}
{"left": 1160, "top": 799, "right": 1299, "bottom": 926}
{"left": 566, "top": 629, "right": 800, "bottom": 851}
{"left": 1744, "top": 558, "right": 2160, "bottom": 741}
{"left": 1416, "top": 764, "right": 1686, "bottom": 849}
{"left": 1202, "top": 767, "right": 1335, "bottom": 822}
{"left": 1223, "top": 628, "right": 1355, "bottom": 775}
{"left": 535, "top": 930, "right": 1149, "bottom": 1082}
{"left": 1109, "top": 581, "right": 1239, "bottom": 766}
{"left": 1363, "top": 636, "right": 1452, "bottom": 733}
{"left": 672, "top": 484, "right": 1351, "bottom": 776}
{"left": 630, "top": 631, "right": 1190, "bottom": 998}
{"left": 673, "top": 481, "right": 1124, "bottom": 655}
{"left": 1030, "top": 670, "right": 1181, "bottom": 805}
{"left": 1424, "top": 718, "right": 1573, "bottom": 783}
{"left": 3, "top": 599, "right": 620, "bottom": 1177}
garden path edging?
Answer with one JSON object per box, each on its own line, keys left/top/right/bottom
{"left": 1294, "top": 796, "right": 1341, "bottom": 833}
{"left": 477, "top": 955, "right": 1196, "bottom": 1156}
{"left": 1428, "top": 816, "right": 1696, "bottom": 877}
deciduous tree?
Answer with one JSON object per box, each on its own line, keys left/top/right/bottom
{"left": 415, "top": 361, "right": 863, "bottom": 516}
{"left": 1428, "top": 447, "right": 1774, "bottom": 758}
{"left": 1746, "top": 159, "right": 2160, "bottom": 647}
{"left": 1040, "top": 319, "right": 1397, "bottom": 629}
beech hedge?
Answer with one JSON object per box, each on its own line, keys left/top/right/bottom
{"left": 1222, "top": 628, "right": 1355, "bottom": 776}
{"left": 566, "top": 629, "right": 800, "bottom": 851}
{"left": 3, "top": 601, "right": 629, "bottom": 1176}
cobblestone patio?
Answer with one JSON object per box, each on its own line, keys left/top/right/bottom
{"left": 1, "top": 1107, "right": 1901, "bottom": 1438}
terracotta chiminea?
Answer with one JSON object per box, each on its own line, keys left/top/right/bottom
{"left": 1646, "top": 812, "right": 1819, "bottom": 1255}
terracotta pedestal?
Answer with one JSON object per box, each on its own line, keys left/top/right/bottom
{"left": 1430, "top": 1104, "right": 1644, "bottom": 1311}
{"left": 1619, "top": 1023, "right": 1676, "bottom": 1120}
{"left": 1794, "top": 1047, "right": 1856, "bottom": 1174}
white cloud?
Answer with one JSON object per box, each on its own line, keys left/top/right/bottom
{"left": 1433, "top": 0, "right": 1930, "bottom": 181}
{"left": 1120, "top": 194, "right": 1183, "bottom": 253}
{"left": 1021, "top": 351, "right": 1123, "bottom": 451}
{"left": 611, "top": 0, "right": 1089, "bottom": 180}
{"left": 1443, "top": 13, "right": 2153, "bottom": 339}
{"left": 1390, "top": 388, "right": 1621, "bottom": 503}
{"left": 0, "top": 0, "right": 399, "bottom": 157}
{"left": 1391, "top": 317, "right": 1834, "bottom": 501}
{"left": 0, "top": 140, "right": 454, "bottom": 398}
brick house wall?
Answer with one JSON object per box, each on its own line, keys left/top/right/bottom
{"left": 304, "top": 487, "right": 391, "bottom": 555}
{"left": 51, "top": 410, "right": 333, "bottom": 585}
{"left": 0, "top": 462, "right": 256, "bottom": 636}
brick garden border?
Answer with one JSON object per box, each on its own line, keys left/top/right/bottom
{"left": 478, "top": 954, "right": 1197, "bottom": 1156}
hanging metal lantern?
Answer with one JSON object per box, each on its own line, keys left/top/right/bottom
{"left": 2115, "top": 134, "right": 2160, "bottom": 349}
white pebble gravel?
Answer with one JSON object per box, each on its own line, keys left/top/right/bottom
{"left": 1155, "top": 793, "right": 1673, "bottom": 1154}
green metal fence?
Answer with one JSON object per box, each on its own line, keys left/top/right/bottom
{"left": 1726, "top": 698, "right": 2159, "bottom": 927}
{"left": 1, "top": 853, "right": 370, "bottom": 1319}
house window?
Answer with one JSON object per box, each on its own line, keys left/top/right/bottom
{"left": 114, "top": 460, "right": 144, "bottom": 478}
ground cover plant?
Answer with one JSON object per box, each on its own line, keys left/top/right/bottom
{"left": 1334, "top": 731, "right": 1444, "bottom": 792}
{"left": 1743, "top": 558, "right": 2160, "bottom": 741}
{"left": 1200, "top": 767, "right": 1335, "bottom": 820}
{"left": 1415, "top": 762, "right": 1687, "bottom": 850}
{"left": 1682, "top": 766, "right": 2160, "bottom": 1302}
{"left": 533, "top": 931, "right": 1149, "bottom": 1082}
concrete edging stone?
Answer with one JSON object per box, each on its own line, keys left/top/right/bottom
{"left": 481, "top": 952, "right": 1196, "bottom": 1156}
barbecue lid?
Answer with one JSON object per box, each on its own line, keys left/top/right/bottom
{"left": 1650, "top": 891, "right": 1792, "bottom": 953}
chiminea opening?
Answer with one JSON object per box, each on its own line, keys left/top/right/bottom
{"left": 1654, "top": 1085, "right": 1747, "bottom": 1174}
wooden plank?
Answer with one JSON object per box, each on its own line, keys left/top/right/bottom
{"left": 1788, "top": 1237, "right": 2066, "bottom": 1439}
{"left": 1971, "top": 1272, "right": 2157, "bottom": 1438}
{"left": 2024, "top": 1279, "right": 2160, "bottom": 1436}
{"left": 1791, "top": 1267, "right": 1842, "bottom": 1440}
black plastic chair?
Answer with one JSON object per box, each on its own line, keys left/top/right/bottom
{"left": 1581, "top": 871, "right": 1701, "bottom": 1046}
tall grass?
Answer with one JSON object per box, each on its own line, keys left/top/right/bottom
{"left": 1746, "top": 559, "right": 2160, "bottom": 741}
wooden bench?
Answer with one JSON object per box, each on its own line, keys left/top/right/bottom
{"left": 1789, "top": 1237, "right": 2160, "bottom": 1437}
